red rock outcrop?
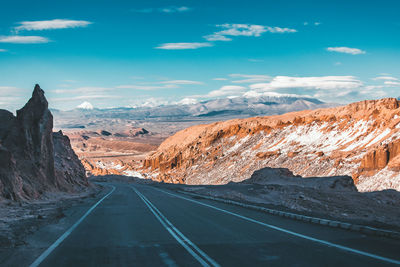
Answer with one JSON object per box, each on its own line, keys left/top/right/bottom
{"left": 359, "top": 140, "right": 400, "bottom": 172}
{"left": 0, "top": 85, "right": 88, "bottom": 200}
{"left": 142, "top": 98, "right": 400, "bottom": 191}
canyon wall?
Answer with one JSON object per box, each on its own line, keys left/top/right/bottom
{"left": 143, "top": 98, "right": 400, "bottom": 191}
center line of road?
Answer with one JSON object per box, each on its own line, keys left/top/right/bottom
{"left": 29, "top": 185, "right": 116, "bottom": 267}
{"left": 131, "top": 186, "right": 220, "bottom": 267}
{"left": 152, "top": 187, "right": 400, "bottom": 265}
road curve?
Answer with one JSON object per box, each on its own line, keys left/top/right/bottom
{"left": 28, "top": 182, "right": 400, "bottom": 266}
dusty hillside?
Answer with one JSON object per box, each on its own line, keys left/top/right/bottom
{"left": 143, "top": 98, "right": 400, "bottom": 191}
{"left": 0, "top": 85, "right": 88, "bottom": 200}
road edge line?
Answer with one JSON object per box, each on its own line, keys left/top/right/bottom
{"left": 176, "top": 190, "right": 400, "bottom": 240}
{"left": 29, "top": 185, "right": 116, "bottom": 267}
{"left": 152, "top": 187, "right": 400, "bottom": 265}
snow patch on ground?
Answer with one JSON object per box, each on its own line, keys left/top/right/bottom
{"left": 226, "top": 135, "right": 250, "bottom": 154}
{"left": 357, "top": 168, "right": 400, "bottom": 192}
{"left": 123, "top": 170, "right": 144, "bottom": 178}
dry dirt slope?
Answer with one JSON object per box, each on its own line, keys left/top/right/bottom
{"left": 143, "top": 98, "right": 400, "bottom": 191}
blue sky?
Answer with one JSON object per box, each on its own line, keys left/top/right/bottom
{"left": 0, "top": 0, "right": 399, "bottom": 110}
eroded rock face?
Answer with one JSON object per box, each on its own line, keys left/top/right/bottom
{"left": 0, "top": 85, "right": 87, "bottom": 200}
{"left": 53, "top": 130, "right": 88, "bottom": 190}
{"left": 142, "top": 98, "right": 400, "bottom": 191}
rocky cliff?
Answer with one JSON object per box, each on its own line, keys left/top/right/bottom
{"left": 0, "top": 85, "right": 88, "bottom": 200}
{"left": 143, "top": 98, "right": 400, "bottom": 191}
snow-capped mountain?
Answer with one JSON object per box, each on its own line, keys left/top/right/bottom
{"left": 54, "top": 95, "right": 335, "bottom": 122}
{"left": 77, "top": 101, "right": 94, "bottom": 110}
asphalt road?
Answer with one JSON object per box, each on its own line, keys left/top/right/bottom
{"left": 24, "top": 183, "right": 400, "bottom": 266}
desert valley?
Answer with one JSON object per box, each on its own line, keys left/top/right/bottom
{"left": 1, "top": 1, "right": 400, "bottom": 266}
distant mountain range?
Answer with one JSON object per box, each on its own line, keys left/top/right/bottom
{"left": 52, "top": 95, "right": 337, "bottom": 126}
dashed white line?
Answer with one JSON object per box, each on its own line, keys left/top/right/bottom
{"left": 153, "top": 187, "right": 400, "bottom": 265}
{"left": 131, "top": 185, "right": 220, "bottom": 267}
{"left": 29, "top": 185, "right": 116, "bottom": 267}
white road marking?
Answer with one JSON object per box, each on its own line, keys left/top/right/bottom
{"left": 29, "top": 185, "right": 116, "bottom": 267}
{"left": 153, "top": 187, "right": 400, "bottom": 265}
{"left": 131, "top": 186, "right": 220, "bottom": 267}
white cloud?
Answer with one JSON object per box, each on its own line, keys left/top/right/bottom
{"left": 206, "top": 24, "right": 296, "bottom": 42}
{"left": 204, "top": 34, "right": 232, "bottom": 41}
{"left": 160, "top": 6, "right": 191, "bottom": 13}
{"left": 314, "top": 22, "right": 321, "bottom": 26}
{"left": 51, "top": 95, "right": 121, "bottom": 101}
{"left": 155, "top": 42, "right": 213, "bottom": 50}
{"left": 14, "top": 19, "right": 92, "bottom": 32}
{"left": 207, "top": 85, "right": 247, "bottom": 97}
{"left": 0, "top": 36, "right": 49, "bottom": 44}
{"left": 117, "top": 84, "right": 177, "bottom": 90}
{"left": 373, "top": 76, "right": 398, "bottom": 81}
{"left": 229, "top": 74, "right": 271, "bottom": 83}
{"left": 249, "top": 76, "right": 363, "bottom": 91}
{"left": 213, "top": 78, "right": 228, "bottom": 81}
{"left": 326, "top": 47, "right": 366, "bottom": 55}
{"left": 0, "top": 49, "right": 7, "bottom": 52}
{"left": 204, "top": 24, "right": 296, "bottom": 43}
{"left": 243, "top": 90, "right": 312, "bottom": 99}
{"left": 134, "top": 6, "right": 192, "bottom": 13}
{"left": 160, "top": 80, "right": 203, "bottom": 85}
{"left": 384, "top": 81, "right": 400, "bottom": 86}
{"left": 0, "top": 86, "right": 21, "bottom": 95}
{"left": 52, "top": 86, "right": 112, "bottom": 94}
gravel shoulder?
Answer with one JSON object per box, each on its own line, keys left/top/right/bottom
{"left": 0, "top": 183, "right": 106, "bottom": 266}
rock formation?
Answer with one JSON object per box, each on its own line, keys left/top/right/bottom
{"left": 143, "top": 98, "right": 400, "bottom": 191}
{"left": 0, "top": 85, "right": 88, "bottom": 200}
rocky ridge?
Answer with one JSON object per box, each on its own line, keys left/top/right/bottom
{"left": 0, "top": 85, "right": 88, "bottom": 200}
{"left": 143, "top": 98, "right": 400, "bottom": 191}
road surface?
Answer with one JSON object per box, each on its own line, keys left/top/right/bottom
{"left": 15, "top": 183, "right": 400, "bottom": 266}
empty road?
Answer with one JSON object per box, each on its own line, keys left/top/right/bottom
{"left": 22, "top": 183, "right": 400, "bottom": 266}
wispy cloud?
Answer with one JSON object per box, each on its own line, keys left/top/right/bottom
{"left": 51, "top": 95, "right": 121, "bottom": 102}
{"left": 326, "top": 47, "right": 366, "bottom": 55}
{"left": 248, "top": 58, "right": 264, "bottom": 62}
{"left": 14, "top": 19, "right": 92, "bottom": 32}
{"left": 204, "top": 24, "right": 296, "bottom": 42}
{"left": 250, "top": 76, "right": 363, "bottom": 91}
{"left": 0, "top": 48, "right": 6, "bottom": 52}
{"left": 207, "top": 85, "right": 247, "bottom": 97}
{"left": 213, "top": 78, "right": 228, "bottom": 81}
{"left": 160, "top": 80, "right": 203, "bottom": 85}
{"left": 52, "top": 86, "right": 112, "bottom": 94}
{"left": 133, "top": 6, "right": 192, "bottom": 13}
{"left": 155, "top": 42, "right": 213, "bottom": 50}
{"left": 304, "top": 22, "right": 321, "bottom": 26}
{"left": 117, "top": 84, "right": 177, "bottom": 90}
{"left": 203, "top": 34, "right": 232, "bottom": 41}
{"left": 384, "top": 81, "right": 400, "bottom": 86}
{"left": 0, "top": 35, "right": 49, "bottom": 44}
{"left": 229, "top": 74, "right": 271, "bottom": 83}
{"left": 373, "top": 76, "right": 398, "bottom": 81}
{"left": 160, "top": 6, "right": 191, "bottom": 13}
